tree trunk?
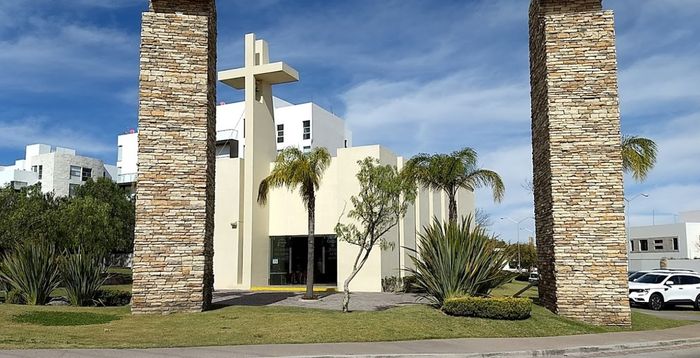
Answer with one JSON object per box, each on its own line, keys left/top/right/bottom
{"left": 342, "top": 250, "right": 368, "bottom": 313}
{"left": 305, "top": 191, "right": 316, "bottom": 299}
{"left": 448, "top": 191, "right": 458, "bottom": 223}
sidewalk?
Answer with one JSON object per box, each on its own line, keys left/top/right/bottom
{"left": 2, "top": 323, "right": 700, "bottom": 358}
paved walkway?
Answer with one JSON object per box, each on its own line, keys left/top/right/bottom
{"left": 3, "top": 323, "right": 700, "bottom": 357}
{"left": 213, "top": 291, "right": 426, "bottom": 311}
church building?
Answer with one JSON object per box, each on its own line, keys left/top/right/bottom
{"left": 212, "top": 34, "right": 474, "bottom": 292}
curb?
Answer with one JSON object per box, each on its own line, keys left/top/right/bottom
{"left": 284, "top": 338, "right": 700, "bottom": 358}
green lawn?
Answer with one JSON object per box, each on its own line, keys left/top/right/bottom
{"left": 0, "top": 280, "right": 692, "bottom": 349}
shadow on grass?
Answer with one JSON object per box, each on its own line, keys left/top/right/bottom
{"left": 13, "top": 311, "right": 120, "bottom": 326}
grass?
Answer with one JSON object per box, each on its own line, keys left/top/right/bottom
{"left": 13, "top": 311, "right": 120, "bottom": 326}
{"left": 0, "top": 281, "right": 692, "bottom": 349}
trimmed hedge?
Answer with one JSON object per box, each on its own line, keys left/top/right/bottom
{"left": 442, "top": 296, "right": 531, "bottom": 320}
{"left": 96, "top": 289, "right": 131, "bottom": 306}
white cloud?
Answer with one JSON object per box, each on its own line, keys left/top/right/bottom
{"left": 341, "top": 70, "right": 530, "bottom": 155}
{"left": 0, "top": 118, "right": 114, "bottom": 160}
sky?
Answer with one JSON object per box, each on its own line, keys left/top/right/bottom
{"left": 0, "top": 0, "right": 698, "bottom": 242}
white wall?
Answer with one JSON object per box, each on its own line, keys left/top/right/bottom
{"left": 117, "top": 133, "right": 138, "bottom": 182}
{"left": 629, "top": 223, "right": 700, "bottom": 271}
{"left": 213, "top": 158, "right": 245, "bottom": 290}
{"left": 629, "top": 223, "right": 692, "bottom": 260}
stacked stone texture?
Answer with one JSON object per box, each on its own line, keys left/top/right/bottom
{"left": 529, "top": 0, "right": 631, "bottom": 326}
{"left": 132, "top": 0, "right": 217, "bottom": 314}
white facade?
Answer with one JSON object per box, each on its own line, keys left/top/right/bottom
{"left": 0, "top": 144, "right": 112, "bottom": 197}
{"left": 213, "top": 144, "right": 474, "bottom": 292}
{"left": 628, "top": 222, "right": 700, "bottom": 271}
{"left": 117, "top": 98, "right": 352, "bottom": 185}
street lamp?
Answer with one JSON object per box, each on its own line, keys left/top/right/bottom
{"left": 624, "top": 193, "right": 648, "bottom": 247}
{"left": 500, "top": 216, "right": 535, "bottom": 272}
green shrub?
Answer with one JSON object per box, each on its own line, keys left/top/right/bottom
{"left": 0, "top": 243, "right": 61, "bottom": 305}
{"left": 406, "top": 218, "right": 517, "bottom": 306}
{"left": 6, "top": 289, "right": 26, "bottom": 304}
{"left": 442, "top": 296, "right": 531, "bottom": 320}
{"left": 96, "top": 289, "right": 131, "bottom": 306}
{"left": 514, "top": 272, "right": 529, "bottom": 282}
{"left": 61, "top": 250, "right": 107, "bottom": 306}
{"left": 401, "top": 275, "right": 424, "bottom": 293}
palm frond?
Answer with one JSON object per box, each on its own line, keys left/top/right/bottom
{"left": 622, "top": 135, "right": 657, "bottom": 182}
{"left": 462, "top": 169, "right": 505, "bottom": 203}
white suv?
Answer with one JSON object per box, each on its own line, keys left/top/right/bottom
{"left": 629, "top": 272, "right": 700, "bottom": 311}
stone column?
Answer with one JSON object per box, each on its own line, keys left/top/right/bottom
{"left": 132, "top": 0, "right": 217, "bottom": 314}
{"left": 529, "top": 0, "right": 631, "bottom": 326}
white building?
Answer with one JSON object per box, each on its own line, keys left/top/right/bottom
{"left": 628, "top": 212, "right": 700, "bottom": 271}
{"left": 116, "top": 97, "right": 352, "bottom": 186}
{"left": 206, "top": 34, "right": 473, "bottom": 293}
{"left": 0, "top": 144, "right": 116, "bottom": 197}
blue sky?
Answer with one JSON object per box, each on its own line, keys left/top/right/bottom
{"left": 1, "top": 0, "right": 698, "bottom": 241}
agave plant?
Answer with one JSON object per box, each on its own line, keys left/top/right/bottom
{"left": 0, "top": 242, "right": 61, "bottom": 305}
{"left": 406, "top": 217, "right": 516, "bottom": 306}
{"left": 61, "top": 249, "right": 107, "bottom": 306}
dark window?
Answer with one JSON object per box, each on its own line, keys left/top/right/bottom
{"left": 630, "top": 240, "right": 634, "bottom": 252}
{"left": 673, "top": 238, "right": 679, "bottom": 251}
{"left": 680, "top": 276, "right": 700, "bottom": 285}
{"left": 636, "top": 274, "right": 667, "bottom": 284}
{"left": 303, "top": 120, "right": 310, "bottom": 140}
{"left": 81, "top": 167, "right": 92, "bottom": 181}
{"left": 38, "top": 165, "right": 42, "bottom": 180}
{"left": 277, "top": 124, "right": 284, "bottom": 143}
{"left": 640, "top": 240, "right": 648, "bottom": 251}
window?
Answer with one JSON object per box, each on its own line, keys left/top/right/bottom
{"left": 31, "top": 165, "right": 43, "bottom": 180}
{"left": 69, "top": 184, "right": 80, "bottom": 197}
{"left": 640, "top": 240, "right": 648, "bottom": 251}
{"left": 303, "top": 146, "right": 311, "bottom": 153}
{"left": 303, "top": 120, "right": 310, "bottom": 140}
{"left": 630, "top": 241, "right": 634, "bottom": 252}
{"left": 70, "top": 165, "right": 81, "bottom": 179}
{"left": 673, "top": 238, "right": 679, "bottom": 251}
{"left": 81, "top": 167, "right": 92, "bottom": 182}
{"left": 680, "top": 276, "right": 700, "bottom": 285}
{"left": 117, "top": 145, "right": 123, "bottom": 161}
{"left": 653, "top": 239, "right": 664, "bottom": 251}
{"left": 277, "top": 124, "right": 284, "bottom": 143}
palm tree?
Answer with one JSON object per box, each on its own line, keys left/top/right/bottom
{"left": 257, "top": 147, "right": 331, "bottom": 299}
{"left": 622, "top": 135, "right": 657, "bottom": 182}
{"left": 405, "top": 147, "right": 505, "bottom": 223}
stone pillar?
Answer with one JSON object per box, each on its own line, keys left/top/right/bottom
{"left": 132, "top": 0, "right": 217, "bottom": 314}
{"left": 529, "top": 0, "right": 631, "bottom": 326}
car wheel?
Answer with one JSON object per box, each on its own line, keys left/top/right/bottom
{"left": 649, "top": 293, "right": 664, "bottom": 311}
{"left": 695, "top": 294, "right": 700, "bottom": 311}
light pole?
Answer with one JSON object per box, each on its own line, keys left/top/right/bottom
{"left": 501, "top": 216, "right": 534, "bottom": 272}
{"left": 624, "top": 193, "right": 648, "bottom": 247}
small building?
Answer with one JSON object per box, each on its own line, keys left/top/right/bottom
{"left": 0, "top": 144, "right": 115, "bottom": 196}
{"left": 628, "top": 221, "right": 700, "bottom": 271}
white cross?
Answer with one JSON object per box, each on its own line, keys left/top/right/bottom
{"left": 218, "top": 33, "right": 298, "bottom": 94}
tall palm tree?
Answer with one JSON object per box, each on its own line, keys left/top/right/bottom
{"left": 257, "top": 146, "right": 331, "bottom": 299}
{"left": 405, "top": 147, "right": 505, "bottom": 223}
{"left": 622, "top": 135, "right": 657, "bottom": 182}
